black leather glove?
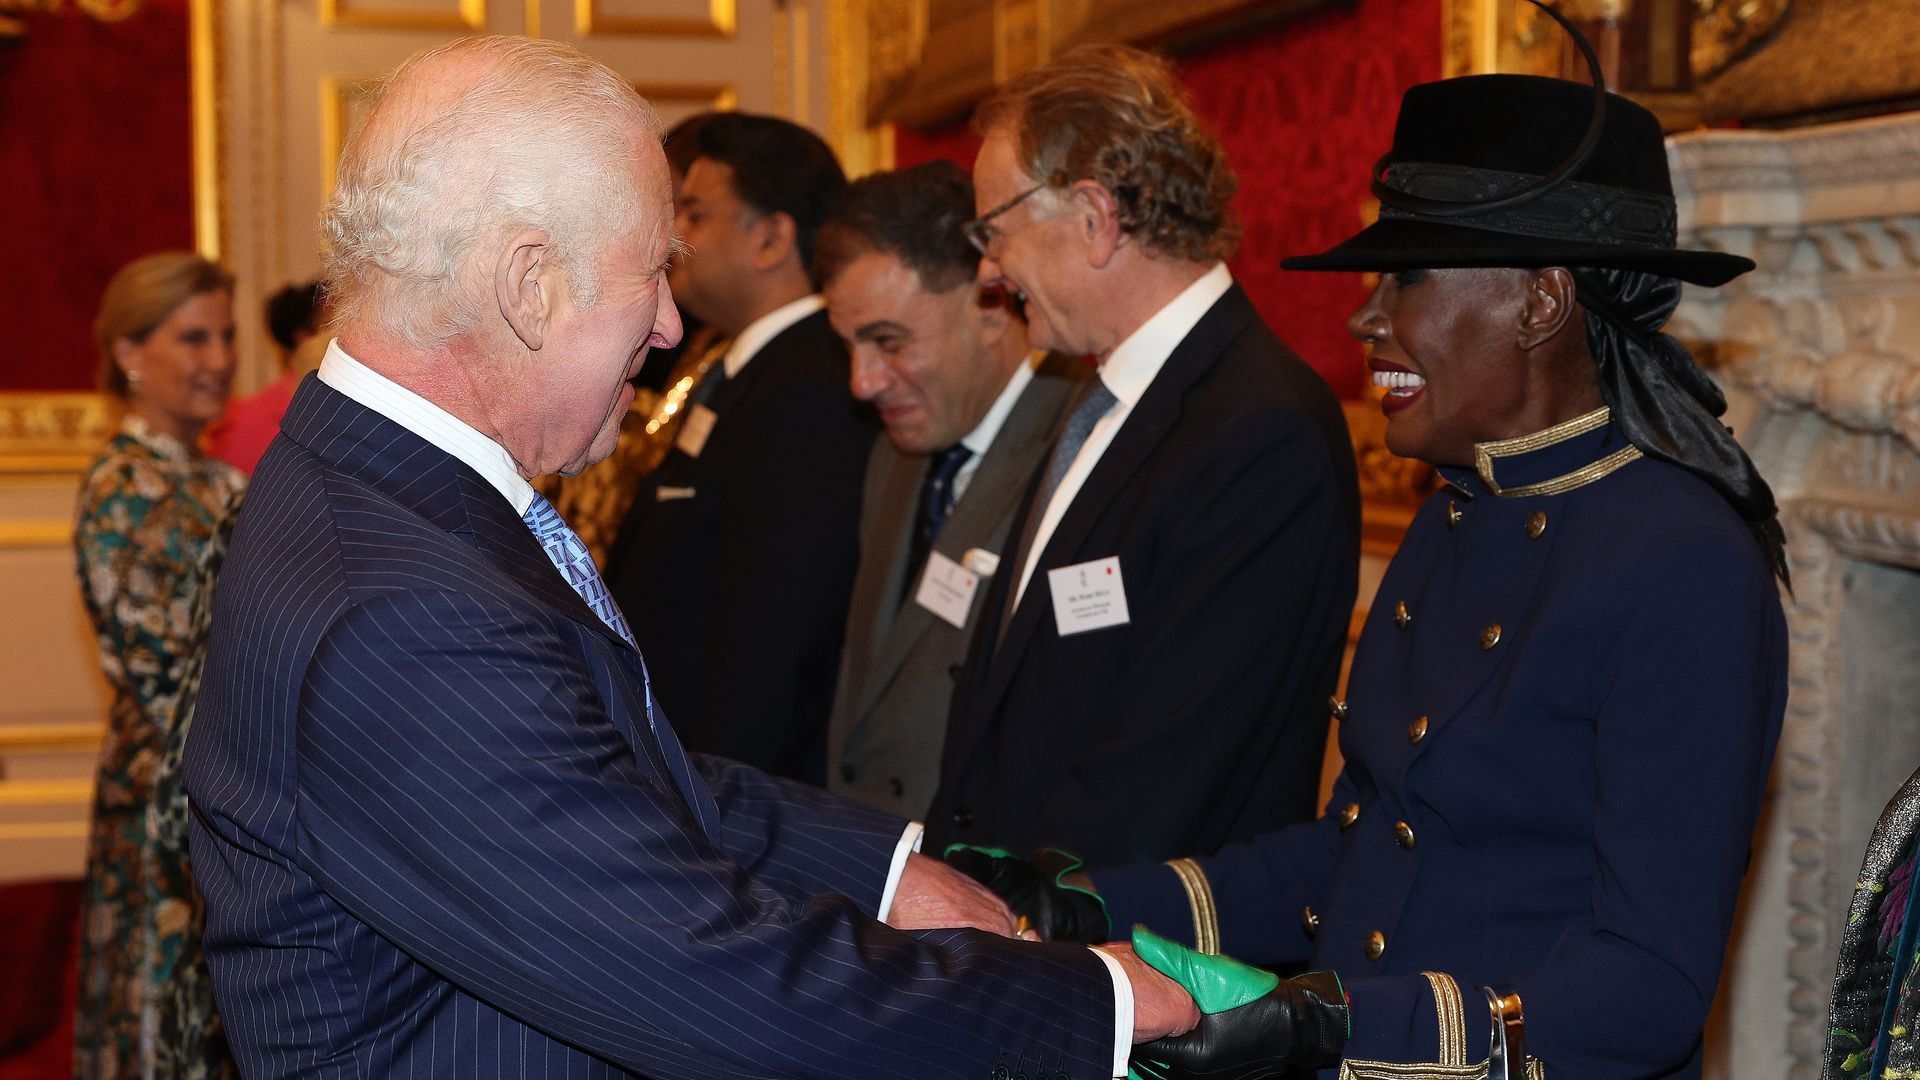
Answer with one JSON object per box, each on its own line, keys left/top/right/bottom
{"left": 1130, "top": 972, "right": 1349, "bottom": 1078}
{"left": 941, "top": 844, "right": 1111, "bottom": 943}
{"left": 1127, "top": 925, "right": 1348, "bottom": 1080}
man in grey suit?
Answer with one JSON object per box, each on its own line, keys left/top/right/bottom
{"left": 817, "top": 161, "right": 1086, "bottom": 819}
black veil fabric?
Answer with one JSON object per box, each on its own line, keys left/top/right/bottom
{"left": 1571, "top": 266, "right": 1790, "bottom": 588}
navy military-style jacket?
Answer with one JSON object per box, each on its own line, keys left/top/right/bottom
{"left": 1095, "top": 407, "right": 1788, "bottom": 1080}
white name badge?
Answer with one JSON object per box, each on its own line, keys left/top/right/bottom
{"left": 675, "top": 404, "right": 718, "bottom": 458}
{"left": 1047, "top": 556, "right": 1131, "bottom": 636}
{"left": 915, "top": 550, "right": 980, "bottom": 630}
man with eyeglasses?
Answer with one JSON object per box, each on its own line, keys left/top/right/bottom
{"left": 606, "top": 112, "right": 878, "bottom": 785}
{"left": 927, "top": 45, "right": 1361, "bottom": 871}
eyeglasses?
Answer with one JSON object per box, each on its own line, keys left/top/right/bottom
{"left": 962, "top": 184, "right": 1045, "bottom": 258}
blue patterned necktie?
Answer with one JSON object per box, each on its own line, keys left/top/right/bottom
{"left": 522, "top": 493, "right": 638, "bottom": 650}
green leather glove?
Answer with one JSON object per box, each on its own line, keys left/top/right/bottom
{"left": 1128, "top": 925, "right": 1349, "bottom": 1080}
{"left": 941, "top": 844, "right": 1111, "bottom": 943}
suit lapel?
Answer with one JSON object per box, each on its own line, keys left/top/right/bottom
{"left": 281, "top": 380, "right": 717, "bottom": 832}
{"left": 969, "top": 290, "right": 1258, "bottom": 738}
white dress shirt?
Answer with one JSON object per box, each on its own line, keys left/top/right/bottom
{"left": 952, "top": 351, "right": 1041, "bottom": 503}
{"left": 723, "top": 294, "right": 826, "bottom": 379}
{"left": 1011, "top": 262, "right": 1234, "bottom": 611}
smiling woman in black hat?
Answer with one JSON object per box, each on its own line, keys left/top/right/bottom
{"left": 946, "top": 11, "right": 1790, "bottom": 1079}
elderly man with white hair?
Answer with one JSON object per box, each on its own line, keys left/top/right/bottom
{"left": 182, "top": 35, "right": 1196, "bottom": 1080}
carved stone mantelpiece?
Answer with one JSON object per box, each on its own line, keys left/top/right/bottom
{"left": 1669, "top": 112, "right": 1920, "bottom": 1080}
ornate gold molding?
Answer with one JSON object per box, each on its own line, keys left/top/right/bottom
{"left": 825, "top": 0, "right": 895, "bottom": 178}
{"left": 319, "top": 0, "right": 485, "bottom": 32}
{"left": 321, "top": 75, "right": 383, "bottom": 200}
{"left": 0, "top": 723, "right": 101, "bottom": 754}
{"left": 867, "top": 0, "right": 1342, "bottom": 129}
{"left": 0, "top": 393, "right": 114, "bottom": 474}
{"left": 190, "top": 0, "right": 224, "bottom": 260}
{"left": 633, "top": 81, "right": 739, "bottom": 112}
{"left": 576, "top": 0, "right": 735, "bottom": 38}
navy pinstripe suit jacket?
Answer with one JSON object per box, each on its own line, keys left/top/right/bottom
{"left": 183, "top": 378, "right": 1115, "bottom": 1079}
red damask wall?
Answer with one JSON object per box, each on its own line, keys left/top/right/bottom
{"left": 894, "top": 0, "right": 1444, "bottom": 398}
{"left": 0, "top": 0, "right": 195, "bottom": 391}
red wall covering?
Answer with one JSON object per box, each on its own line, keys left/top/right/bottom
{"left": 893, "top": 0, "right": 1444, "bottom": 399}
{"left": 0, "top": 0, "right": 195, "bottom": 391}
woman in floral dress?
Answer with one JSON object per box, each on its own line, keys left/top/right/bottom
{"left": 73, "top": 252, "right": 245, "bottom": 1080}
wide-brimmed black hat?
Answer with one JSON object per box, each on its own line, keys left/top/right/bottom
{"left": 1281, "top": 74, "right": 1753, "bottom": 286}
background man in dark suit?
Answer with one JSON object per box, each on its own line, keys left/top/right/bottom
{"left": 604, "top": 112, "right": 876, "bottom": 784}
{"left": 816, "top": 161, "right": 1088, "bottom": 820}
{"left": 928, "top": 44, "right": 1362, "bottom": 867}
{"left": 184, "top": 35, "right": 1197, "bottom": 1080}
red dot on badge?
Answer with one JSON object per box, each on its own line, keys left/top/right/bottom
{"left": 1105, "top": 567, "right": 1113, "bottom": 574}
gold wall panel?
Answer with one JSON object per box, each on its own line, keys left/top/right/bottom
{"left": 577, "top": 0, "right": 734, "bottom": 38}
{"left": 321, "top": 75, "right": 384, "bottom": 200}
{"left": 633, "top": 81, "right": 739, "bottom": 127}
{"left": 320, "top": 0, "right": 486, "bottom": 32}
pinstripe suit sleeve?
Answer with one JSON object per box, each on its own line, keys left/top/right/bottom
{"left": 294, "top": 586, "right": 1117, "bottom": 1078}
{"left": 695, "top": 754, "right": 906, "bottom": 911}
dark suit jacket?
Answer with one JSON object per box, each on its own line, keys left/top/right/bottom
{"left": 926, "top": 284, "right": 1360, "bottom": 866}
{"left": 1093, "top": 418, "right": 1788, "bottom": 1080}
{"left": 182, "top": 378, "right": 1115, "bottom": 1079}
{"left": 829, "top": 355, "right": 1087, "bottom": 818}
{"left": 605, "top": 308, "right": 877, "bottom": 784}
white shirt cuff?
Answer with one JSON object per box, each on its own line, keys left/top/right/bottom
{"left": 1089, "top": 946, "right": 1133, "bottom": 1078}
{"left": 874, "top": 821, "right": 924, "bottom": 921}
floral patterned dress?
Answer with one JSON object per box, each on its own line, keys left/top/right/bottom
{"left": 72, "top": 416, "right": 243, "bottom": 1080}
{"left": 1828, "top": 765, "right": 1920, "bottom": 1079}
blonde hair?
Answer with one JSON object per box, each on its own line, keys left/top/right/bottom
{"left": 321, "top": 36, "right": 659, "bottom": 349}
{"left": 975, "top": 44, "right": 1240, "bottom": 263}
{"left": 94, "top": 251, "right": 234, "bottom": 398}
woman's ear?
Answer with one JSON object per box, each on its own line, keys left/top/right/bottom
{"left": 1517, "top": 267, "right": 1579, "bottom": 350}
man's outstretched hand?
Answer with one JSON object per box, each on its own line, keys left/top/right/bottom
{"left": 886, "top": 852, "right": 1021, "bottom": 936}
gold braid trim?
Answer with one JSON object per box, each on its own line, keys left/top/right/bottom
{"left": 1338, "top": 1062, "right": 1545, "bottom": 1079}
{"left": 1163, "top": 858, "right": 1219, "bottom": 955}
{"left": 1473, "top": 405, "right": 1643, "bottom": 498}
{"left": 1424, "top": 971, "right": 1468, "bottom": 1066}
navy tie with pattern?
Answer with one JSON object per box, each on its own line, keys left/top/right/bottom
{"left": 1001, "top": 377, "right": 1118, "bottom": 635}
{"left": 903, "top": 444, "right": 974, "bottom": 605}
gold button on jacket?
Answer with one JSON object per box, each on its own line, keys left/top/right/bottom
{"left": 1365, "top": 930, "right": 1386, "bottom": 961}
{"left": 1338, "top": 802, "right": 1360, "bottom": 828}
{"left": 1302, "top": 906, "right": 1320, "bottom": 937}
{"left": 1395, "top": 821, "right": 1416, "bottom": 850}
{"left": 1408, "top": 715, "right": 1429, "bottom": 744}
